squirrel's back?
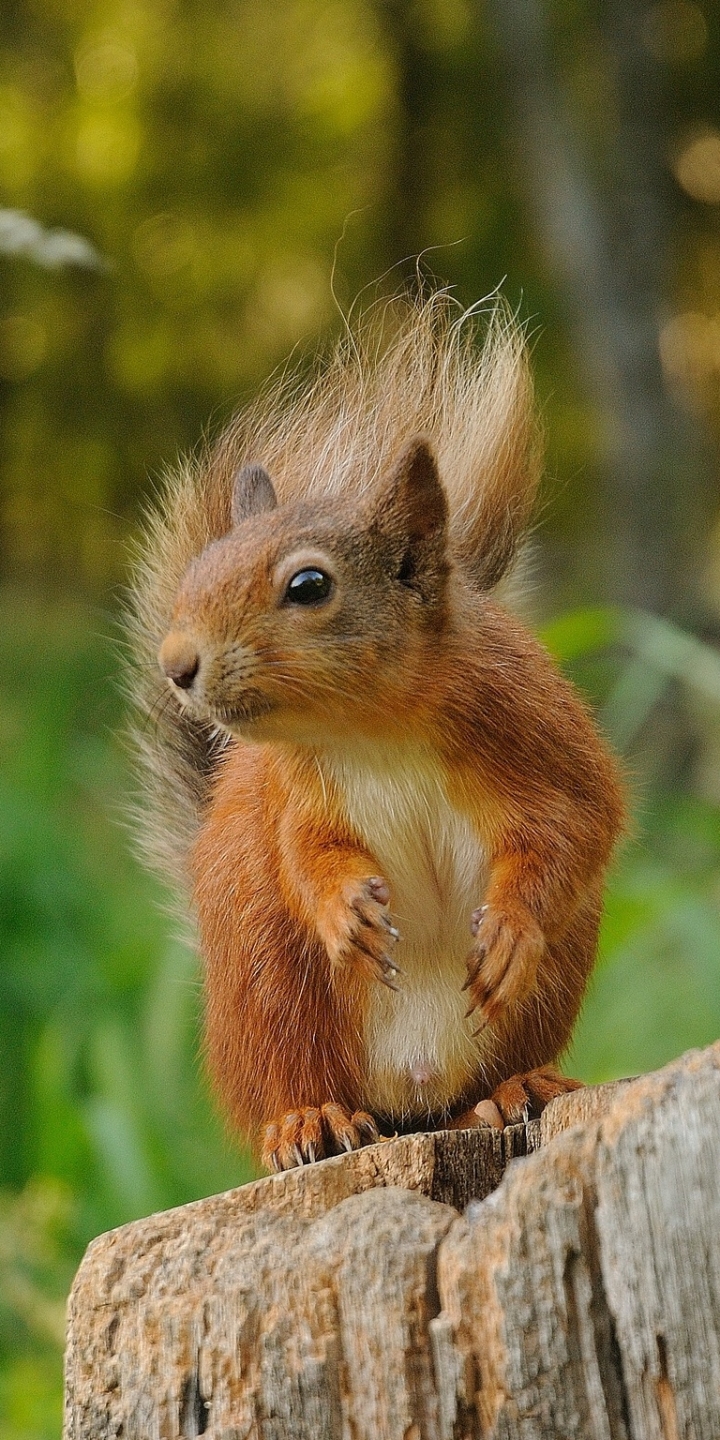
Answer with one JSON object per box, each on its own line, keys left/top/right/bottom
{"left": 127, "top": 292, "right": 541, "bottom": 899}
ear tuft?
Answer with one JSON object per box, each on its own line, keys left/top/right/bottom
{"left": 231, "top": 463, "right": 277, "bottom": 526}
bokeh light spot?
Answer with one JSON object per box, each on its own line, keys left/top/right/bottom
{"left": 659, "top": 311, "right": 720, "bottom": 406}
{"left": 672, "top": 127, "right": 720, "bottom": 204}
{"left": 249, "top": 258, "right": 328, "bottom": 348}
{"left": 74, "top": 34, "right": 138, "bottom": 103}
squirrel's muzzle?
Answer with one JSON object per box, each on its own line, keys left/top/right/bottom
{"left": 159, "top": 632, "right": 200, "bottom": 690}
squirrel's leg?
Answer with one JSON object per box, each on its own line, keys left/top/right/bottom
{"left": 255, "top": 790, "right": 406, "bottom": 1169}
{"left": 199, "top": 874, "right": 381, "bottom": 1171}
{"left": 194, "top": 748, "right": 387, "bottom": 1171}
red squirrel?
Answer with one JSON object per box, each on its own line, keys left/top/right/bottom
{"left": 129, "top": 295, "right": 624, "bottom": 1172}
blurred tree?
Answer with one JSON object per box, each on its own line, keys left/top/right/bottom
{"left": 0, "top": 0, "right": 397, "bottom": 589}
{"left": 490, "top": 0, "right": 716, "bottom": 617}
{"left": 1, "top": 1, "right": 720, "bottom": 1432}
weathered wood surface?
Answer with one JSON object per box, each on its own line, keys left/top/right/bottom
{"left": 64, "top": 1045, "right": 720, "bottom": 1439}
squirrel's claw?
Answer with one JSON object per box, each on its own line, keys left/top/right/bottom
{"left": 354, "top": 1113, "right": 380, "bottom": 1143}
{"left": 470, "top": 904, "right": 489, "bottom": 936}
{"left": 377, "top": 952, "right": 403, "bottom": 989}
{"left": 488, "top": 1068, "right": 584, "bottom": 1126}
{"left": 449, "top": 1071, "right": 583, "bottom": 1133}
{"left": 260, "top": 1103, "right": 381, "bottom": 1172}
{"left": 461, "top": 947, "right": 486, "bottom": 994}
{"left": 381, "top": 915, "right": 401, "bottom": 942}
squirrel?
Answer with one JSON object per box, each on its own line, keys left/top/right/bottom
{"left": 128, "top": 293, "right": 625, "bottom": 1173}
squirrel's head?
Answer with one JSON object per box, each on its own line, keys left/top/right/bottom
{"left": 158, "top": 437, "right": 449, "bottom": 743}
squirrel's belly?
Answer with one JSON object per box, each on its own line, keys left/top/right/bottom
{"left": 360, "top": 814, "right": 489, "bottom": 1119}
{"left": 319, "top": 743, "right": 490, "bottom": 1120}
{"left": 361, "top": 958, "right": 488, "bottom": 1119}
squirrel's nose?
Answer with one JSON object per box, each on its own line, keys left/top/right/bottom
{"left": 159, "top": 632, "right": 200, "bottom": 690}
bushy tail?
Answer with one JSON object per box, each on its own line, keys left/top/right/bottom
{"left": 126, "top": 291, "right": 541, "bottom": 897}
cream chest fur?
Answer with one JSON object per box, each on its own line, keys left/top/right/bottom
{"left": 320, "top": 742, "right": 489, "bottom": 1120}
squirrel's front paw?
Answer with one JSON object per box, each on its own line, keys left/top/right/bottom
{"left": 463, "top": 900, "right": 544, "bottom": 1030}
{"left": 317, "top": 876, "right": 401, "bottom": 988}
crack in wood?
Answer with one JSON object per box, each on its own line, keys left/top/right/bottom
{"left": 179, "top": 1372, "right": 208, "bottom": 1437}
{"left": 655, "top": 1335, "right": 679, "bottom": 1440}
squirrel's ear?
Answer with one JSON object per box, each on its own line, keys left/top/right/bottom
{"left": 377, "top": 437, "right": 449, "bottom": 602}
{"left": 383, "top": 437, "right": 447, "bottom": 543}
{"left": 231, "top": 463, "right": 277, "bottom": 526}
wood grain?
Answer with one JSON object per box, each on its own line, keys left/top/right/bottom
{"left": 64, "top": 1044, "right": 720, "bottom": 1439}
{"left": 438, "top": 1042, "right": 720, "bottom": 1439}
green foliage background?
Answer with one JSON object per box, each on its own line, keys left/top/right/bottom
{"left": 2, "top": 0, "right": 720, "bottom": 1432}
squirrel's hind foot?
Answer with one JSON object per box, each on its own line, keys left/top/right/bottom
{"left": 449, "top": 1065, "right": 583, "bottom": 1131}
{"left": 261, "top": 1103, "right": 380, "bottom": 1172}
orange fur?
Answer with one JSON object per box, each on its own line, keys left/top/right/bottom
{"left": 126, "top": 294, "right": 539, "bottom": 895}
{"left": 190, "top": 590, "right": 622, "bottom": 1159}
{"left": 193, "top": 746, "right": 369, "bottom": 1140}
{"left": 127, "top": 296, "right": 625, "bottom": 1170}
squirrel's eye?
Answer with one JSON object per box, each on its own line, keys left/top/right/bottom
{"left": 284, "top": 568, "right": 333, "bottom": 605}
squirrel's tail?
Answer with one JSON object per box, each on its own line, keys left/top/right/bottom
{"left": 126, "top": 291, "right": 541, "bottom": 896}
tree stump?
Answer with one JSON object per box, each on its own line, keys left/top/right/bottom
{"left": 64, "top": 1044, "right": 720, "bottom": 1439}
